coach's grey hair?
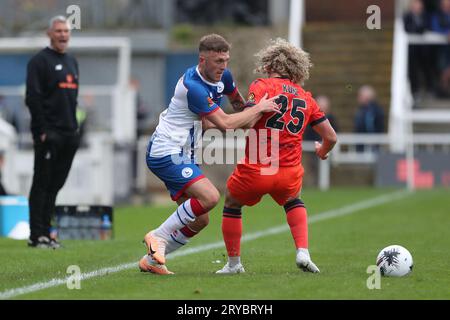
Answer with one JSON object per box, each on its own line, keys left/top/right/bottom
{"left": 48, "top": 15, "right": 71, "bottom": 30}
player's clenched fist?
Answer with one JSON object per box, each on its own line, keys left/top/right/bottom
{"left": 315, "top": 141, "right": 329, "bottom": 160}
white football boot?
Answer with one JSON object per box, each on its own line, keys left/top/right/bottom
{"left": 216, "top": 262, "right": 246, "bottom": 274}
{"left": 296, "top": 250, "right": 320, "bottom": 273}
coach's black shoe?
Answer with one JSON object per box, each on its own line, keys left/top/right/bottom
{"left": 28, "top": 236, "right": 52, "bottom": 249}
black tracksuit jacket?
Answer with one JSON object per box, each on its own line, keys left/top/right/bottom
{"left": 25, "top": 47, "right": 79, "bottom": 140}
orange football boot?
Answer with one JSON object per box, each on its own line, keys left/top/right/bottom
{"left": 139, "top": 255, "right": 174, "bottom": 275}
{"left": 143, "top": 231, "right": 167, "bottom": 265}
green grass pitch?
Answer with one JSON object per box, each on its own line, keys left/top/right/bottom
{"left": 0, "top": 188, "right": 449, "bottom": 300}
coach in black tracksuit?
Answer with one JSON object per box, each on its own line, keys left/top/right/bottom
{"left": 25, "top": 16, "right": 80, "bottom": 248}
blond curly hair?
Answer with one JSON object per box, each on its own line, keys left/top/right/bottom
{"left": 254, "top": 38, "right": 312, "bottom": 84}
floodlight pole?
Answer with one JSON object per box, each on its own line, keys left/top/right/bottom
{"left": 288, "top": 0, "right": 305, "bottom": 47}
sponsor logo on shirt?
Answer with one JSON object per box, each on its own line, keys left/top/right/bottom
{"left": 58, "top": 74, "right": 78, "bottom": 89}
{"left": 207, "top": 97, "right": 215, "bottom": 108}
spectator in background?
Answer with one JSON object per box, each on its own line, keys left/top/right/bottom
{"left": 354, "top": 86, "right": 385, "bottom": 152}
{"left": 129, "top": 77, "right": 151, "bottom": 196}
{"left": 430, "top": 0, "right": 450, "bottom": 97}
{"left": 0, "top": 95, "right": 7, "bottom": 120}
{"left": 404, "top": 0, "right": 438, "bottom": 100}
{"left": 78, "top": 93, "right": 97, "bottom": 147}
{"left": 354, "top": 86, "right": 384, "bottom": 134}
{"left": 0, "top": 151, "right": 7, "bottom": 196}
{"left": 404, "top": 0, "right": 428, "bottom": 33}
{"left": 129, "top": 77, "right": 152, "bottom": 137}
{"left": 424, "top": 0, "right": 441, "bottom": 14}
{"left": 441, "top": 63, "right": 450, "bottom": 93}
{"left": 304, "top": 95, "right": 338, "bottom": 142}
{"left": 431, "top": 0, "right": 450, "bottom": 36}
{"left": 0, "top": 95, "right": 27, "bottom": 134}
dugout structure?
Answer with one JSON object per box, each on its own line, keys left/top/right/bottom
{"left": 0, "top": 37, "right": 135, "bottom": 205}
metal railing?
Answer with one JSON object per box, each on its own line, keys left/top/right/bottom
{"left": 135, "top": 132, "right": 450, "bottom": 195}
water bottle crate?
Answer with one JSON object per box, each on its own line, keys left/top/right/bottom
{"left": 55, "top": 205, "right": 113, "bottom": 240}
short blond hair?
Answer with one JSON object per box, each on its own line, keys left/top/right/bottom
{"left": 254, "top": 38, "right": 312, "bottom": 84}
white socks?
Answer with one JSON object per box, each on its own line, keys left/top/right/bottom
{"left": 297, "top": 248, "right": 310, "bottom": 258}
{"left": 155, "top": 199, "right": 197, "bottom": 239}
{"left": 165, "top": 229, "right": 191, "bottom": 255}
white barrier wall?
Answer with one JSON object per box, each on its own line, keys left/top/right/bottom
{"left": 3, "top": 133, "right": 114, "bottom": 205}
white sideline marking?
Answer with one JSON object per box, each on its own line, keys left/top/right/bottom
{"left": 0, "top": 190, "right": 410, "bottom": 300}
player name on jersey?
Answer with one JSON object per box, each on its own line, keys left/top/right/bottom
{"left": 282, "top": 84, "right": 298, "bottom": 96}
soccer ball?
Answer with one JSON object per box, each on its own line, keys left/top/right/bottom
{"left": 376, "top": 245, "right": 413, "bottom": 277}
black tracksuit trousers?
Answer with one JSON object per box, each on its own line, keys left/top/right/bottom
{"left": 29, "top": 131, "right": 79, "bottom": 240}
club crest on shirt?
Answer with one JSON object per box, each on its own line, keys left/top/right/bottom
{"left": 248, "top": 93, "right": 255, "bottom": 103}
{"left": 55, "top": 64, "right": 63, "bottom": 71}
{"left": 181, "top": 167, "right": 193, "bottom": 178}
{"left": 217, "top": 81, "right": 224, "bottom": 94}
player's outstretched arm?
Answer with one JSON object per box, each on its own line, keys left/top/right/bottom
{"left": 202, "top": 117, "right": 216, "bottom": 130}
{"left": 205, "top": 93, "right": 279, "bottom": 131}
{"left": 243, "top": 113, "right": 263, "bottom": 129}
{"left": 227, "top": 89, "right": 246, "bottom": 112}
{"left": 312, "top": 119, "right": 337, "bottom": 160}
{"left": 202, "top": 90, "right": 246, "bottom": 130}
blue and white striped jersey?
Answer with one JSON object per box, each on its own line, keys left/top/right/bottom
{"left": 149, "top": 65, "right": 236, "bottom": 158}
